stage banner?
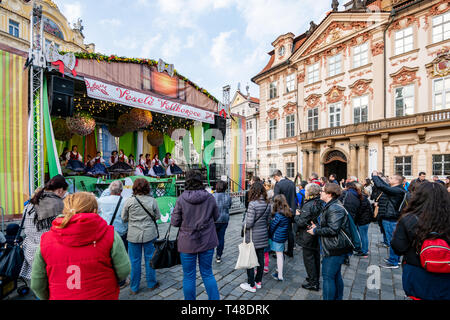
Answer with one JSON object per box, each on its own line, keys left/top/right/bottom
{"left": 230, "top": 115, "right": 246, "bottom": 192}
{"left": 84, "top": 78, "right": 215, "bottom": 124}
{"left": 0, "top": 50, "right": 29, "bottom": 215}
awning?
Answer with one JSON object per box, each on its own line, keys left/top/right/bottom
{"left": 84, "top": 77, "right": 215, "bottom": 124}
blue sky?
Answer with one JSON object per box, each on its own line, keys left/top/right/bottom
{"left": 55, "top": 0, "right": 341, "bottom": 102}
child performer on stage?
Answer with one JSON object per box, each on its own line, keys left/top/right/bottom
{"left": 163, "top": 152, "right": 183, "bottom": 176}
{"left": 149, "top": 154, "right": 165, "bottom": 177}
{"left": 110, "top": 150, "right": 118, "bottom": 166}
{"left": 135, "top": 154, "right": 148, "bottom": 176}
{"left": 128, "top": 154, "right": 136, "bottom": 168}
{"left": 87, "top": 152, "right": 108, "bottom": 177}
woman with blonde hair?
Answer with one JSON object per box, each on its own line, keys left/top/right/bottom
{"left": 30, "top": 192, "right": 130, "bottom": 300}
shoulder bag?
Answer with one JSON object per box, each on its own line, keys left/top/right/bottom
{"left": 109, "top": 196, "right": 122, "bottom": 225}
{"left": 235, "top": 223, "right": 260, "bottom": 270}
{"left": 373, "top": 192, "right": 383, "bottom": 219}
{"left": 0, "top": 209, "right": 26, "bottom": 278}
{"left": 150, "top": 223, "right": 181, "bottom": 269}
{"left": 134, "top": 196, "right": 160, "bottom": 239}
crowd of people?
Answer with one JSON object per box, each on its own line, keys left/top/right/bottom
{"left": 60, "top": 145, "right": 183, "bottom": 178}
{"left": 2, "top": 168, "right": 449, "bottom": 300}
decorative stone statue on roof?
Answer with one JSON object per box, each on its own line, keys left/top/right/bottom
{"left": 331, "top": 0, "right": 339, "bottom": 12}
{"left": 351, "top": 0, "right": 367, "bottom": 10}
{"left": 306, "top": 21, "right": 318, "bottom": 36}
{"left": 73, "top": 18, "right": 84, "bottom": 36}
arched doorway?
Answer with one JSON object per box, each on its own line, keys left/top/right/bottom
{"left": 323, "top": 150, "right": 347, "bottom": 182}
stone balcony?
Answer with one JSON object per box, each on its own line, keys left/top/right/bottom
{"left": 300, "top": 109, "right": 450, "bottom": 142}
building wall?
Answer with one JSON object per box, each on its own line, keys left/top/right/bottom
{"left": 0, "top": 0, "right": 94, "bottom": 53}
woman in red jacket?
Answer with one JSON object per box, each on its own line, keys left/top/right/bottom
{"left": 30, "top": 192, "right": 130, "bottom": 300}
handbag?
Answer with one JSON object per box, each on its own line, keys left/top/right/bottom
{"left": 235, "top": 224, "right": 260, "bottom": 270}
{"left": 0, "top": 211, "right": 26, "bottom": 278}
{"left": 373, "top": 193, "right": 383, "bottom": 219}
{"left": 150, "top": 223, "right": 181, "bottom": 269}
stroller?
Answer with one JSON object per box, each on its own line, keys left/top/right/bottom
{"left": 0, "top": 208, "right": 29, "bottom": 299}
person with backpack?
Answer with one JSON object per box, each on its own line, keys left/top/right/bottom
{"left": 307, "top": 183, "right": 353, "bottom": 300}
{"left": 294, "top": 183, "right": 324, "bottom": 291}
{"left": 296, "top": 181, "right": 307, "bottom": 210}
{"left": 391, "top": 182, "right": 450, "bottom": 300}
{"left": 371, "top": 171, "right": 408, "bottom": 269}
{"left": 213, "top": 180, "right": 232, "bottom": 263}
{"left": 269, "top": 194, "right": 292, "bottom": 281}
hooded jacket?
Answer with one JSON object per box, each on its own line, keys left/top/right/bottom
{"left": 171, "top": 189, "right": 219, "bottom": 254}
{"left": 32, "top": 213, "right": 130, "bottom": 300}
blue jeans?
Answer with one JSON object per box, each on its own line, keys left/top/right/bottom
{"left": 128, "top": 240, "right": 157, "bottom": 292}
{"left": 322, "top": 254, "right": 346, "bottom": 300}
{"left": 358, "top": 224, "right": 370, "bottom": 255}
{"left": 180, "top": 249, "right": 220, "bottom": 300}
{"left": 215, "top": 223, "right": 228, "bottom": 258}
{"left": 382, "top": 220, "right": 400, "bottom": 265}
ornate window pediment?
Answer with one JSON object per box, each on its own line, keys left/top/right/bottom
{"left": 324, "top": 85, "right": 346, "bottom": 104}
{"left": 267, "top": 107, "right": 280, "bottom": 120}
{"left": 305, "top": 93, "right": 322, "bottom": 109}
{"left": 426, "top": 53, "right": 450, "bottom": 79}
{"left": 389, "top": 66, "right": 421, "bottom": 92}
{"left": 349, "top": 79, "right": 373, "bottom": 97}
{"left": 282, "top": 102, "right": 297, "bottom": 116}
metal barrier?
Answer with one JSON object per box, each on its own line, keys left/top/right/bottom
{"left": 228, "top": 191, "right": 246, "bottom": 215}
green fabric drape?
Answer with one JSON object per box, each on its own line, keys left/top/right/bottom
{"left": 42, "top": 78, "right": 60, "bottom": 178}
{"left": 119, "top": 131, "right": 136, "bottom": 157}
{"left": 202, "top": 124, "right": 215, "bottom": 186}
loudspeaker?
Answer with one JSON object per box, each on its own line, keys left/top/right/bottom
{"left": 49, "top": 75, "right": 74, "bottom": 117}
{"left": 210, "top": 115, "right": 226, "bottom": 138}
{"left": 51, "top": 93, "right": 73, "bottom": 117}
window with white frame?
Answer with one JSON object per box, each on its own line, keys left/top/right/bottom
{"left": 353, "top": 95, "right": 369, "bottom": 124}
{"left": 395, "top": 84, "right": 414, "bottom": 117}
{"left": 329, "top": 102, "right": 341, "bottom": 128}
{"left": 246, "top": 135, "right": 252, "bottom": 146}
{"left": 433, "top": 76, "right": 450, "bottom": 110}
{"left": 285, "top": 114, "right": 295, "bottom": 138}
{"left": 246, "top": 120, "right": 253, "bottom": 130}
{"left": 328, "top": 54, "right": 342, "bottom": 77}
{"left": 432, "top": 11, "right": 450, "bottom": 44}
{"left": 353, "top": 43, "right": 369, "bottom": 68}
{"left": 9, "top": 19, "right": 19, "bottom": 38}
{"left": 308, "top": 108, "right": 319, "bottom": 131}
{"left": 269, "top": 119, "right": 277, "bottom": 140}
{"left": 432, "top": 154, "right": 450, "bottom": 176}
{"left": 286, "top": 162, "right": 295, "bottom": 178}
{"left": 307, "top": 62, "right": 320, "bottom": 84}
{"left": 286, "top": 74, "right": 295, "bottom": 93}
{"left": 394, "top": 156, "right": 412, "bottom": 176}
{"left": 269, "top": 81, "right": 277, "bottom": 99}
{"left": 269, "top": 163, "right": 277, "bottom": 172}
{"left": 395, "top": 27, "right": 413, "bottom": 55}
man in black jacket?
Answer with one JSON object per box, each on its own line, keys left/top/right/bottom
{"left": 272, "top": 169, "right": 297, "bottom": 257}
{"left": 372, "top": 171, "right": 407, "bottom": 269}
{"left": 408, "top": 172, "right": 427, "bottom": 193}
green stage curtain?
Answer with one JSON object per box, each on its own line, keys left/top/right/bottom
{"left": 119, "top": 131, "right": 136, "bottom": 157}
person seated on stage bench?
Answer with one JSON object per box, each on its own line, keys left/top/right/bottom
{"left": 60, "top": 147, "right": 69, "bottom": 166}
{"left": 110, "top": 150, "right": 119, "bottom": 166}
{"left": 110, "top": 149, "right": 133, "bottom": 174}
{"left": 135, "top": 154, "right": 148, "bottom": 176}
{"left": 87, "top": 151, "right": 108, "bottom": 177}
{"left": 163, "top": 152, "right": 183, "bottom": 176}
{"left": 85, "top": 155, "right": 93, "bottom": 169}
{"left": 149, "top": 154, "right": 165, "bottom": 177}
{"left": 145, "top": 154, "right": 152, "bottom": 169}
{"left": 128, "top": 154, "right": 136, "bottom": 168}
{"left": 66, "top": 145, "right": 85, "bottom": 172}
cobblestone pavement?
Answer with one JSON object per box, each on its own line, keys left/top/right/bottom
{"left": 8, "top": 213, "right": 407, "bottom": 301}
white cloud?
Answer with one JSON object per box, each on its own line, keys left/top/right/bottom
{"left": 161, "top": 35, "right": 182, "bottom": 60}
{"left": 99, "top": 19, "right": 122, "bottom": 28}
{"left": 60, "top": 2, "right": 83, "bottom": 26}
{"left": 210, "top": 30, "right": 236, "bottom": 68}
{"left": 140, "top": 34, "right": 163, "bottom": 58}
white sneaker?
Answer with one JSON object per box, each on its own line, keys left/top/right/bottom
{"left": 240, "top": 283, "right": 256, "bottom": 293}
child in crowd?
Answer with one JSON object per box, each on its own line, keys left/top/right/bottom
{"left": 269, "top": 194, "right": 292, "bottom": 281}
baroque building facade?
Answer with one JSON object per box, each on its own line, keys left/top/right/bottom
{"left": 252, "top": 0, "right": 450, "bottom": 183}
{"left": 0, "top": 0, "right": 94, "bottom": 53}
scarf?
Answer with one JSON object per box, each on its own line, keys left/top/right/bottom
{"left": 31, "top": 191, "right": 64, "bottom": 232}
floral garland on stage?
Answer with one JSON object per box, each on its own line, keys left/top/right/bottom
{"left": 61, "top": 51, "right": 219, "bottom": 104}
{"left": 66, "top": 112, "right": 96, "bottom": 136}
